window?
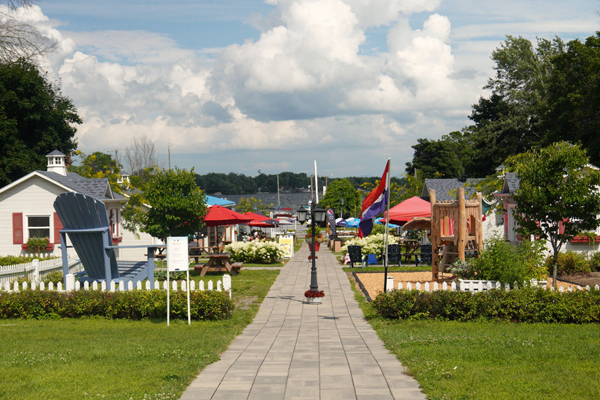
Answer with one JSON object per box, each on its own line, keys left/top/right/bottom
{"left": 28, "top": 216, "right": 50, "bottom": 239}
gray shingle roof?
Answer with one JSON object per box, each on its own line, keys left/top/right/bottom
{"left": 46, "top": 150, "right": 65, "bottom": 157}
{"left": 505, "top": 172, "right": 520, "bottom": 193}
{"left": 422, "top": 178, "right": 484, "bottom": 201}
{"left": 37, "top": 171, "right": 116, "bottom": 200}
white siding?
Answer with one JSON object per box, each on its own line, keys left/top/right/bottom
{"left": 115, "top": 228, "right": 163, "bottom": 261}
{"left": 0, "top": 176, "right": 74, "bottom": 257}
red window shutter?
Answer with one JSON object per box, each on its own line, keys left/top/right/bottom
{"left": 54, "top": 212, "right": 63, "bottom": 244}
{"left": 12, "top": 213, "right": 23, "bottom": 244}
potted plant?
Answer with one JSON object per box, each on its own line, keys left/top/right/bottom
{"left": 304, "top": 289, "right": 325, "bottom": 304}
{"left": 25, "top": 237, "right": 52, "bottom": 252}
{"left": 305, "top": 226, "right": 325, "bottom": 252}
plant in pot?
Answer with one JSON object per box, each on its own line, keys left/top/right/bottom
{"left": 305, "top": 225, "right": 325, "bottom": 251}
{"left": 26, "top": 236, "right": 50, "bottom": 252}
{"left": 304, "top": 289, "right": 325, "bottom": 304}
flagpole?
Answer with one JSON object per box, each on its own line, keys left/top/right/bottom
{"left": 383, "top": 158, "right": 391, "bottom": 293}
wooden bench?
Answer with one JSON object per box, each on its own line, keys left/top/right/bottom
{"left": 231, "top": 262, "right": 243, "bottom": 273}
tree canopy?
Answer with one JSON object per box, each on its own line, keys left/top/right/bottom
{"left": 405, "top": 35, "right": 567, "bottom": 179}
{"left": 510, "top": 142, "right": 600, "bottom": 286}
{"left": 0, "top": 60, "right": 80, "bottom": 185}
{"left": 121, "top": 168, "right": 207, "bottom": 241}
{"left": 319, "top": 179, "right": 361, "bottom": 219}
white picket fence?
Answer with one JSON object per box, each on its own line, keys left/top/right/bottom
{"left": 0, "top": 257, "right": 80, "bottom": 286}
{"left": 385, "top": 276, "right": 600, "bottom": 293}
{"left": 1, "top": 273, "right": 232, "bottom": 298}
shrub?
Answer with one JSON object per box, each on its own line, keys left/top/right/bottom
{"left": 470, "top": 236, "right": 547, "bottom": 283}
{"left": 0, "top": 290, "right": 234, "bottom": 320}
{"left": 154, "top": 270, "right": 187, "bottom": 282}
{"left": 589, "top": 252, "right": 600, "bottom": 272}
{"left": 340, "top": 233, "right": 399, "bottom": 260}
{"left": 224, "top": 241, "right": 284, "bottom": 263}
{"left": 372, "top": 287, "right": 600, "bottom": 323}
{"left": 9, "top": 276, "right": 31, "bottom": 286}
{"left": 41, "top": 271, "right": 63, "bottom": 285}
{"left": 0, "top": 255, "right": 55, "bottom": 266}
{"left": 545, "top": 250, "right": 591, "bottom": 275}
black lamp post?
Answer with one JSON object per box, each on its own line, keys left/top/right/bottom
{"left": 339, "top": 198, "right": 344, "bottom": 219}
{"left": 297, "top": 203, "right": 326, "bottom": 291}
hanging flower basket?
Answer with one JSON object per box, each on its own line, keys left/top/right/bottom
{"left": 308, "top": 242, "right": 321, "bottom": 252}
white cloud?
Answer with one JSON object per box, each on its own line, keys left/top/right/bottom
{"left": 17, "top": 0, "right": 597, "bottom": 175}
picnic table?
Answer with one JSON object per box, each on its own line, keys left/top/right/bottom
{"left": 398, "top": 239, "right": 421, "bottom": 264}
{"left": 194, "top": 253, "right": 240, "bottom": 276}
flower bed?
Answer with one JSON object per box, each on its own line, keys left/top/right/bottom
{"left": 224, "top": 241, "right": 284, "bottom": 264}
{"left": 340, "top": 233, "right": 399, "bottom": 260}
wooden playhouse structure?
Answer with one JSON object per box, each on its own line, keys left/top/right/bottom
{"left": 429, "top": 187, "right": 483, "bottom": 279}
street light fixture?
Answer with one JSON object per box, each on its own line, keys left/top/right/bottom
{"left": 297, "top": 203, "right": 327, "bottom": 291}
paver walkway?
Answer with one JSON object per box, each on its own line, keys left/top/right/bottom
{"left": 180, "top": 244, "right": 425, "bottom": 400}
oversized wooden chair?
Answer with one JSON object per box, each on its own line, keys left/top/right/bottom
{"left": 54, "top": 192, "right": 158, "bottom": 288}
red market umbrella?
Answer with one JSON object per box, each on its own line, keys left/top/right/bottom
{"left": 243, "top": 212, "right": 279, "bottom": 227}
{"left": 203, "top": 205, "right": 254, "bottom": 227}
{"left": 383, "top": 196, "right": 431, "bottom": 225}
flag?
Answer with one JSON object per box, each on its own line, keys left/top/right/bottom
{"left": 359, "top": 160, "right": 389, "bottom": 237}
{"left": 326, "top": 208, "right": 337, "bottom": 238}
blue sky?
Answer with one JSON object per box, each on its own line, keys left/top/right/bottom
{"left": 15, "top": 0, "right": 600, "bottom": 177}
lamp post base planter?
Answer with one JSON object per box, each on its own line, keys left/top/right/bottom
{"left": 308, "top": 242, "right": 321, "bottom": 252}
{"left": 304, "top": 296, "right": 322, "bottom": 304}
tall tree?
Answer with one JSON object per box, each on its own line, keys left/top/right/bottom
{"left": 123, "top": 135, "right": 160, "bottom": 175}
{"left": 544, "top": 33, "right": 600, "bottom": 167}
{"left": 121, "top": 167, "right": 207, "bottom": 240}
{"left": 0, "top": 60, "right": 80, "bottom": 185}
{"left": 0, "top": 1, "right": 57, "bottom": 65}
{"left": 405, "top": 131, "right": 472, "bottom": 179}
{"left": 509, "top": 142, "right": 600, "bottom": 287}
{"left": 319, "top": 179, "right": 360, "bottom": 219}
{"left": 465, "top": 35, "right": 565, "bottom": 176}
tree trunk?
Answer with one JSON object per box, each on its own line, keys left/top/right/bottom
{"left": 551, "top": 242, "right": 559, "bottom": 289}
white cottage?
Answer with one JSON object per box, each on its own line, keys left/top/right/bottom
{"left": 0, "top": 151, "right": 161, "bottom": 260}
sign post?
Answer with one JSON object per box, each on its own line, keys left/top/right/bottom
{"left": 167, "top": 237, "right": 190, "bottom": 326}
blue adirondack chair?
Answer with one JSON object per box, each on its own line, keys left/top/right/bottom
{"left": 54, "top": 192, "right": 158, "bottom": 288}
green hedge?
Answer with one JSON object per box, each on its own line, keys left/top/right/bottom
{"left": 0, "top": 290, "right": 234, "bottom": 320}
{"left": 372, "top": 288, "right": 600, "bottom": 323}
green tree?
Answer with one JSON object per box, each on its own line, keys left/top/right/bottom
{"left": 509, "top": 142, "right": 600, "bottom": 287}
{"left": 319, "top": 179, "right": 360, "bottom": 218}
{"left": 69, "top": 151, "right": 125, "bottom": 194}
{"left": 544, "top": 33, "right": 600, "bottom": 167}
{"left": 121, "top": 168, "right": 207, "bottom": 241}
{"left": 405, "top": 131, "right": 472, "bottom": 179}
{"left": 0, "top": 60, "right": 81, "bottom": 185}
{"left": 235, "top": 197, "right": 272, "bottom": 214}
{"left": 465, "top": 36, "right": 565, "bottom": 176}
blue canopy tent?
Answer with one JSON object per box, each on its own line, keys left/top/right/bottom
{"left": 345, "top": 218, "right": 360, "bottom": 228}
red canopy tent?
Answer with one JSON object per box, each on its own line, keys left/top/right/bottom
{"left": 204, "top": 205, "right": 253, "bottom": 226}
{"left": 384, "top": 196, "right": 431, "bottom": 225}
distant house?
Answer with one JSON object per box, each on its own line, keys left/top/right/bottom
{"left": 420, "top": 177, "right": 503, "bottom": 241}
{"left": 0, "top": 151, "right": 161, "bottom": 260}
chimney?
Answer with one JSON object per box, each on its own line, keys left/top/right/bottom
{"left": 46, "top": 150, "right": 67, "bottom": 176}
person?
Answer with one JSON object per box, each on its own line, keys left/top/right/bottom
{"left": 344, "top": 254, "right": 351, "bottom": 265}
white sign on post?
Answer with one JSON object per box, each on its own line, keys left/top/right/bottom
{"left": 166, "top": 237, "right": 191, "bottom": 326}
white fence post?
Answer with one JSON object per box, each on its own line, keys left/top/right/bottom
{"left": 66, "top": 274, "right": 75, "bottom": 291}
{"left": 32, "top": 259, "right": 40, "bottom": 282}
{"left": 222, "top": 275, "right": 231, "bottom": 299}
{"left": 386, "top": 276, "right": 394, "bottom": 292}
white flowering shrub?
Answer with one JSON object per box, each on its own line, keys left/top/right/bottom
{"left": 340, "top": 233, "right": 399, "bottom": 259}
{"left": 224, "top": 241, "right": 285, "bottom": 264}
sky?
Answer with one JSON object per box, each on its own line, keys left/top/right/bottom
{"left": 9, "top": 0, "right": 600, "bottom": 177}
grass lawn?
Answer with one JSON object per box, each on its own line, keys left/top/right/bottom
{"left": 350, "top": 280, "right": 600, "bottom": 399}
{"left": 0, "top": 269, "right": 280, "bottom": 400}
